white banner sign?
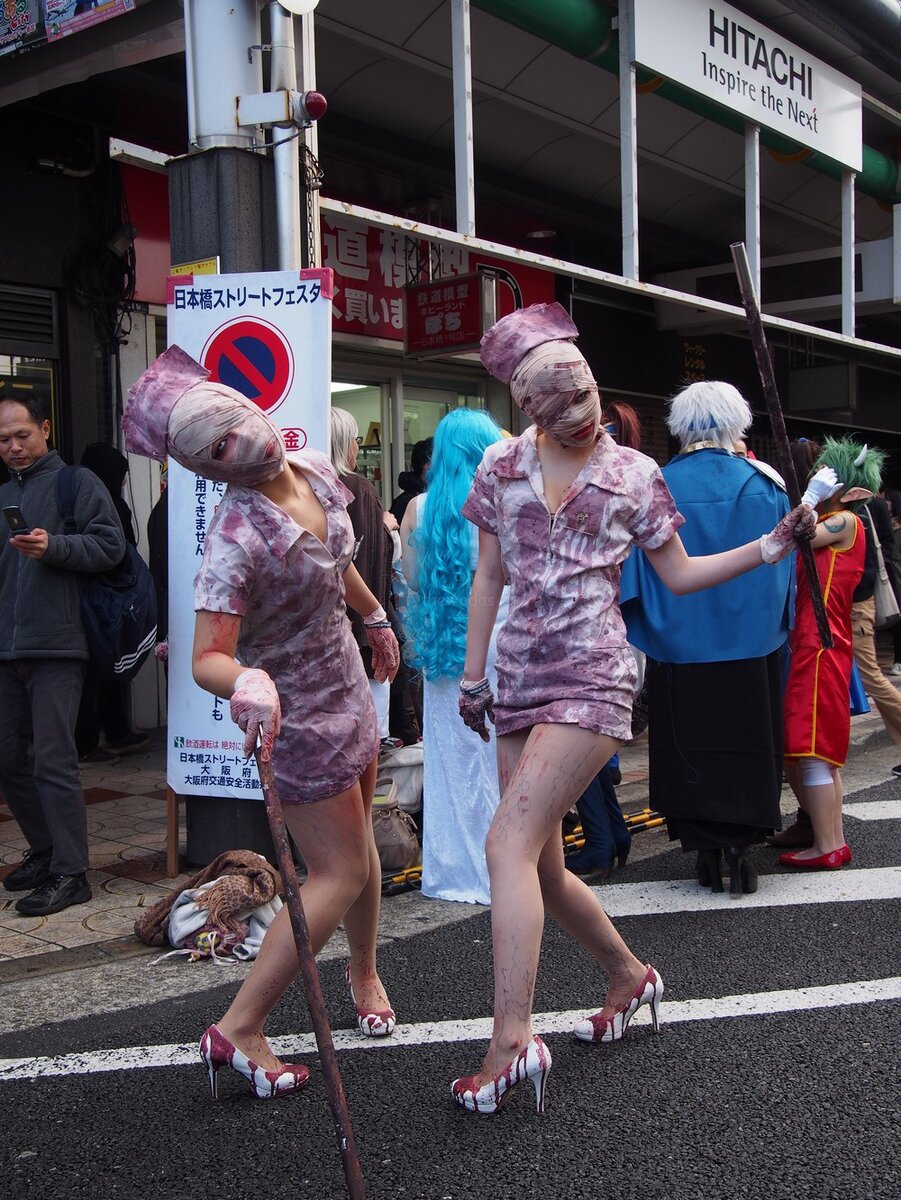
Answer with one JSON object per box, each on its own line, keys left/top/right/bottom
{"left": 166, "top": 269, "right": 333, "bottom": 798}
{"left": 632, "top": 0, "right": 862, "bottom": 171}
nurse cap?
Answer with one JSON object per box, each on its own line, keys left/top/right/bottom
{"left": 123, "top": 345, "right": 210, "bottom": 462}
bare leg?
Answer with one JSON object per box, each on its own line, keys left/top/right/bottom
{"left": 784, "top": 759, "right": 842, "bottom": 857}
{"left": 474, "top": 724, "right": 645, "bottom": 1082}
{"left": 215, "top": 773, "right": 379, "bottom": 1070}
{"left": 343, "top": 757, "right": 392, "bottom": 1013}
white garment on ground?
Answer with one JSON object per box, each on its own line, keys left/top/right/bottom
{"left": 412, "top": 506, "right": 508, "bottom": 905}
{"left": 369, "top": 678, "right": 390, "bottom": 738}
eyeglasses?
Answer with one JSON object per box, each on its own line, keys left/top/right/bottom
{"left": 354, "top": 435, "right": 363, "bottom": 446}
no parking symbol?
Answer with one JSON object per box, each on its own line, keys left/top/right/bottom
{"left": 201, "top": 317, "right": 295, "bottom": 415}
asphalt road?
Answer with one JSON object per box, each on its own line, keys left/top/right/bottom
{"left": 2, "top": 773, "right": 900, "bottom": 1200}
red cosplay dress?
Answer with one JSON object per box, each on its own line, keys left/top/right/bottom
{"left": 783, "top": 511, "right": 865, "bottom": 767}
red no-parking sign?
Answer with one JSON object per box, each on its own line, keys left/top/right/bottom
{"left": 202, "top": 317, "right": 295, "bottom": 416}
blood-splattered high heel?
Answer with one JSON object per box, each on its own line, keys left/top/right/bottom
{"left": 572, "top": 964, "right": 664, "bottom": 1044}
{"left": 451, "top": 1036, "right": 552, "bottom": 1115}
{"left": 199, "top": 1025, "right": 310, "bottom": 1100}
{"left": 346, "top": 964, "right": 396, "bottom": 1037}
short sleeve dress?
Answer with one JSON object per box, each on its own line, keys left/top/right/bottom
{"left": 194, "top": 450, "right": 379, "bottom": 803}
{"left": 462, "top": 426, "right": 683, "bottom": 741}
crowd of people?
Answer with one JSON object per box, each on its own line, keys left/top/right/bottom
{"left": 2, "top": 298, "right": 897, "bottom": 1112}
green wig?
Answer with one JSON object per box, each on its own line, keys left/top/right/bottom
{"left": 815, "top": 436, "right": 885, "bottom": 512}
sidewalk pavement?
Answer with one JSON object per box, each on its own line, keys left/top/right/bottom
{"left": 2, "top": 667, "right": 899, "bottom": 979}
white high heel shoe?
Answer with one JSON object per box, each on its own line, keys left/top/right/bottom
{"left": 451, "top": 1036, "right": 552, "bottom": 1115}
{"left": 572, "top": 964, "right": 664, "bottom": 1044}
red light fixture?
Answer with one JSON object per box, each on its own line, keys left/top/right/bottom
{"left": 298, "top": 90, "right": 328, "bottom": 122}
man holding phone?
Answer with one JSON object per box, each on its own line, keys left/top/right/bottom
{"left": 0, "top": 393, "right": 125, "bottom": 915}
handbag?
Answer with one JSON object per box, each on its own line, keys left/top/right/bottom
{"left": 863, "top": 507, "right": 901, "bottom": 629}
{"left": 371, "top": 779, "right": 420, "bottom": 873}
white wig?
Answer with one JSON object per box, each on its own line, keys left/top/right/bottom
{"left": 666, "top": 381, "right": 752, "bottom": 452}
{"left": 329, "top": 406, "right": 359, "bottom": 476}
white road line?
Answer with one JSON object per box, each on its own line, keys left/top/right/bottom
{"left": 844, "top": 800, "right": 901, "bottom": 821}
{"left": 591, "top": 866, "right": 901, "bottom": 916}
{"left": 1, "top": 976, "right": 899, "bottom": 1082}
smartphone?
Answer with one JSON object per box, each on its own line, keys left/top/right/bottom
{"left": 2, "top": 506, "right": 31, "bottom": 535}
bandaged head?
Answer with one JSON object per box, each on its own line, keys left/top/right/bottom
{"left": 123, "top": 345, "right": 286, "bottom": 485}
{"left": 480, "top": 303, "right": 601, "bottom": 446}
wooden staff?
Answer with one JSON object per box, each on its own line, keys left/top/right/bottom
{"left": 255, "top": 744, "right": 367, "bottom": 1200}
{"left": 730, "top": 241, "right": 833, "bottom": 650}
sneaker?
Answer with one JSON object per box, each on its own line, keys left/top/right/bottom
{"left": 105, "top": 730, "right": 149, "bottom": 756}
{"left": 3, "top": 848, "right": 52, "bottom": 892}
{"left": 15, "top": 873, "right": 92, "bottom": 916}
{"left": 889, "top": 664, "right": 901, "bottom": 677}
{"left": 78, "top": 747, "right": 120, "bottom": 765}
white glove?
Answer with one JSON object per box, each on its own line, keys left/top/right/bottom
{"left": 230, "top": 668, "right": 281, "bottom": 760}
{"left": 800, "top": 466, "right": 842, "bottom": 509}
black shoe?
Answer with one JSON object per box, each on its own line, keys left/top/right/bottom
{"left": 105, "top": 731, "right": 149, "bottom": 756}
{"left": 15, "top": 873, "right": 92, "bottom": 916}
{"left": 892, "top": 764, "right": 901, "bottom": 777}
{"left": 696, "top": 849, "right": 724, "bottom": 892}
{"left": 609, "top": 766, "right": 622, "bottom": 786}
{"left": 79, "top": 746, "right": 120, "bottom": 764}
{"left": 3, "top": 848, "right": 52, "bottom": 892}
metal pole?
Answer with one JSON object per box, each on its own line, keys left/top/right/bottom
{"left": 255, "top": 747, "right": 367, "bottom": 1200}
{"left": 297, "top": 9, "right": 322, "bottom": 267}
{"left": 744, "top": 123, "right": 761, "bottom": 296}
{"left": 842, "top": 169, "right": 856, "bottom": 338}
{"left": 618, "top": 0, "right": 639, "bottom": 280}
{"left": 451, "top": 0, "right": 476, "bottom": 236}
{"left": 730, "top": 241, "right": 833, "bottom": 651}
{"left": 184, "top": 0, "right": 262, "bottom": 149}
{"left": 269, "top": 2, "right": 302, "bottom": 271}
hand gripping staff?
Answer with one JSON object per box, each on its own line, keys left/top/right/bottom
{"left": 730, "top": 241, "right": 833, "bottom": 650}
{"left": 254, "top": 738, "right": 367, "bottom": 1200}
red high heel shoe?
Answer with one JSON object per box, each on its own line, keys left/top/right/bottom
{"left": 778, "top": 848, "right": 845, "bottom": 869}
{"left": 199, "top": 1025, "right": 310, "bottom": 1100}
{"left": 451, "top": 1036, "right": 552, "bottom": 1115}
{"left": 573, "top": 964, "right": 664, "bottom": 1044}
{"left": 346, "top": 965, "right": 396, "bottom": 1037}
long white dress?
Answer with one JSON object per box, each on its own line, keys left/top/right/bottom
{"left": 405, "top": 496, "right": 508, "bottom": 905}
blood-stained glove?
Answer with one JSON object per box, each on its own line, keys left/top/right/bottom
{"left": 363, "top": 606, "right": 400, "bottom": 683}
{"left": 759, "top": 504, "right": 817, "bottom": 564}
{"left": 154, "top": 639, "right": 168, "bottom": 662}
{"left": 230, "top": 668, "right": 281, "bottom": 760}
{"left": 800, "top": 465, "right": 843, "bottom": 509}
{"left": 459, "top": 677, "right": 495, "bottom": 743}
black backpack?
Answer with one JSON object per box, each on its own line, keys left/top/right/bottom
{"left": 56, "top": 466, "right": 158, "bottom": 682}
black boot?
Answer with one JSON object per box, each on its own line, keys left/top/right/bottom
{"left": 696, "top": 849, "right": 724, "bottom": 892}
{"left": 725, "top": 847, "right": 758, "bottom": 897}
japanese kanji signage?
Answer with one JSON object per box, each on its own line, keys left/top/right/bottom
{"left": 165, "top": 269, "right": 333, "bottom": 799}
{"left": 405, "top": 272, "right": 489, "bottom": 357}
{"left": 322, "top": 212, "right": 555, "bottom": 343}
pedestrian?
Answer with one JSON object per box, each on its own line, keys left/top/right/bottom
{"left": 621, "top": 381, "right": 793, "bottom": 895}
{"left": 123, "top": 347, "right": 400, "bottom": 1100}
{"left": 0, "top": 394, "right": 125, "bottom": 915}
{"left": 780, "top": 437, "right": 884, "bottom": 870}
{"left": 452, "top": 303, "right": 814, "bottom": 1114}
{"left": 389, "top": 436, "right": 432, "bottom": 524}
{"left": 882, "top": 486, "right": 901, "bottom": 678}
{"left": 330, "top": 406, "right": 397, "bottom": 747}
{"left": 75, "top": 441, "right": 149, "bottom": 761}
{"left": 400, "top": 407, "right": 506, "bottom": 904}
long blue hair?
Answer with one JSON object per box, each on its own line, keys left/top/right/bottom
{"left": 405, "top": 409, "right": 503, "bottom": 680}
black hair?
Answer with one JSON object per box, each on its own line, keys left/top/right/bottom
{"left": 411, "top": 438, "right": 433, "bottom": 477}
{"left": 0, "top": 390, "right": 50, "bottom": 426}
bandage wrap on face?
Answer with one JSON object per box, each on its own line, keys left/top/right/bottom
{"left": 480, "top": 302, "right": 601, "bottom": 440}
{"left": 167, "top": 383, "right": 286, "bottom": 485}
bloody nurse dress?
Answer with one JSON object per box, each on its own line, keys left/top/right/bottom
{"left": 462, "top": 426, "right": 683, "bottom": 740}
{"left": 783, "top": 511, "right": 866, "bottom": 768}
{"left": 194, "top": 450, "right": 379, "bottom": 803}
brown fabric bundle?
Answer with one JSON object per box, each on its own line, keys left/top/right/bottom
{"left": 134, "top": 849, "right": 282, "bottom": 947}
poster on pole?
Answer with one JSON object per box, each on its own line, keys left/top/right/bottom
{"left": 166, "top": 269, "right": 333, "bottom": 798}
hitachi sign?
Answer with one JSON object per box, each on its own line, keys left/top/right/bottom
{"left": 708, "top": 8, "right": 813, "bottom": 100}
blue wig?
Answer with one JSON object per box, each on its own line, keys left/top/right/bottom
{"left": 405, "top": 409, "right": 503, "bottom": 680}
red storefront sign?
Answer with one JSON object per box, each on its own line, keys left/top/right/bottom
{"left": 404, "top": 272, "right": 487, "bottom": 357}
{"left": 321, "top": 212, "right": 554, "bottom": 345}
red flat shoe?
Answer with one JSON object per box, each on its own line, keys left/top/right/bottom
{"left": 778, "top": 849, "right": 845, "bottom": 870}
{"left": 839, "top": 844, "right": 852, "bottom": 864}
